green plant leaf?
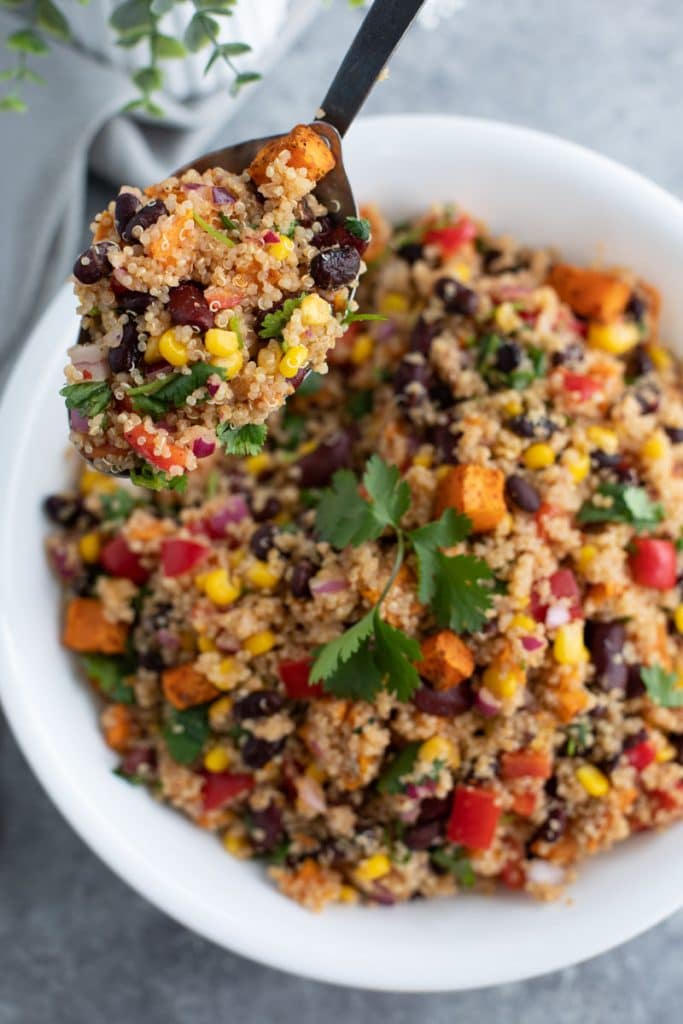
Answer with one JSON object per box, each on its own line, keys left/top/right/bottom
{"left": 130, "top": 463, "right": 188, "bottom": 492}
{"left": 6, "top": 28, "right": 48, "bottom": 53}
{"left": 184, "top": 12, "right": 218, "bottom": 51}
{"left": 363, "top": 454, "right": 411, "bottom": 530}
{"left": 372, "top": 615, "right": 421, "bottom": 702}
{"left": 81, "top": 654, "right": 136, "bottom": 704}
{"left": 377, "top": 742, "right": 420, "bottom": 794}
{"left": 0, "top": 92, "right": 26, "bottom": 112}
{"left": 36, "top": 0, "right": 70, "bottom": 39}
{"left": 216, "top": 422, "right": 268, "bottom": 457}
{"left": 431, "top": 847, "right": 475, "bottom": 887}
{"left": 60, "top": 380, "right": 112, "bottom": 418}
{"left": 258, "top": 294, "right": 306, "bottom": 339}
{"left": 315, "top": 469, "right": 381, "bottom": 548}
{"left": 151, "top": 0, "right": 177, "bottom": 14}
{"left": 109, "top": 0, "right": 154, "bottom": 35}
{"left": 163, "top": 704, "right": 210, "bottom": 764}
{"left": 230, "top": 70, "right": 260, "bottom": 95}
{"left": 154, "top": 33, "right": 187, "bottom": 58}
{"left": 133, "top": 65, "right": 163, "bottom": 93}
{"left": 641, "top": 664, "right": 683, "bottom": 708}
{"left": 345, "top": 216, "right": 371, "bottom": 241}
{"left": 310, "top": 611, "right": 375, "bottom": 684}
{"left": 577, "top": 483, "right": 664, "bottom": 533}
{"left": 409, "top": 508, "right": 472, "bottom": 604}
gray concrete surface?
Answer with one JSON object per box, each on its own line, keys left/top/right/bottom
{"left": 2, "top": 0, "right": 683, "bottom": 1018}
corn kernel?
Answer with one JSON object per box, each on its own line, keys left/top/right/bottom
{"left": 450, "top": 261, "right": 471, "bottom": 282}
{"left": 674, "top": 605, "right": 683, "bottom": 634}
{"left": 203, "top": 746, "right": 231, "bottom": 772}
{"left": 510, "top": 613, "right": 536, "bottom": 632}
{"left": 564, "top": 448, "right": 591, "bottom": 483}
{"left": 419, "top": 736, "right": 459, "bottom": 769}
{"left": 576, "top": 764, "right": 610, "bottom": 797}
{"left": 212, "top": 349, "right": 244, "bottom": 380}
{"left": 266, "top": 234, "right": 295, "bottom": 261}
{"left": 158, "top": 328, "right": 189, "bottom": 367}
{"left": 379, "top": 292, "right": 409, "bottom": 315}
{"left": 647, "top": 344, "right": 672, "bottom": 370}
{"left": 197, "top": 634, "right": 216, "bottom": 653}
{"left": 208, "top": 695, "right": 233, "bottom": 728}
{"left": 223, "top": 832, "right": 251, "bottom": 858}
{"left": 279, "top": 344, "right": 309, "bottom": 379}
{"left": 79, "top": 469, "right": 118, "bottom": 496}
{"left": 412, "top": 447, "right": 433, "bottom": 469}
{"left": 297, "top": 440, "right": 317, "bottom": 456}
{"left": 435, "top": 465, "right": 451, "bottom": 481}
{"left": 205, "top": 328, "right": 239, "bottom": 358}
{"left": 246, "top": 561, "right": 280, "bottom": 589}
{"left": 202, "top": 568, "right": 240, "bottom": 606}
{"left": 300, "top": 293, "right": 331, "bottom": 327}
{"left": 523, "top": 443, "right": 555, "bottom": 469}
{"left": 244, "top": 452, "right": 271, "bottom": 476}
{"left": 586, "top": 426, "right": 619, "bottom": 455}
{"left": 504, "top": 397, "right": 523, "bottom": 416}
{"left": 354, "top": 853, "right": 391, "bottom": 883}
{"left": 482, "top": 664, "right": 525, "bottom": 699}
{"left": 78, "top": 532, "right": 101, "bottom": 563}
{"left": 244, "top": 630, "right": 276, "bottom": 656}
{"left": 339, "top": 885, "right": 359, "bottom": 904}
{"left": 576, "top": 545, "right": 598, "bottom": 574}
{"left": 554, "top": 621, "right": 589, "bottom": 665}
{"left": 656, "top": 741, "right": 677, "bottom": 763}
{"left": 350, "top": 332, "right": 374, "bottom": 365}
{"left": 494, "top": 302, "right": 521, "bottom": 333}
{"left": 143, "top": 334, "right": 162, "bottom": 364}
{"left": 641, "top": 431, "right": 668, "bottom": 462}
{"left": 587, "top": 320, "right": 640, "bottom": 355}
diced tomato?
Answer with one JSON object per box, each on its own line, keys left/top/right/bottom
{"left": 628, "top": 538, "right": 677, "bottom": 590}
{"left": 423, "top": 216, "right": 477, "bottom": 257}
{"left": 161, "top": 538, "right": 207, "bottom": 577}
{"left": 278, "top": 659, "right": 323, "bottom": 699}
{"left": 100, "top": 534, "right": 149, "bottom": 585}
{"left": 510, "top": 791, "right": 537, "bottom": 817}
{"left": 531, "top": 568, "right": 582, "bottom": 623}
{"left": 649, "top": 787, "right": 683, "bottom": 814}
{"left": 501, "top": 750, "right": 552, "bottom": 780}
{"left": 201, "top": 771, "right": 254, "bottom": 812}
{"left": 447, "top": 785, "right": 501, "bottom": 850}
{"left": 535, "top": 502, "right": 563, "bottom": 542}
{"left": 124, "top": 422, "right": 188, "bottom": 474}
{"left": 562, "top": 371, "right": 602, "bottom": 400}
{"left": 500, "top": 860, "right": 526, "bottom": 890}
{"left": 204, "top": 286, "right": 242, "bottom": 311}
{"left": 626, "top": 739, "right": 657, "bottom": 772}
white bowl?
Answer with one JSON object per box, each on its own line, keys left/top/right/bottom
{"left": 2, "top": 114, "right": 683, "bottom": 992}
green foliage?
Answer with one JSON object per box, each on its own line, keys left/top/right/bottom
{"left": 577, "top": 483, "right": 664, "bottom": 533}
{"left": 163, "top": 703, "right": 210, "bottom": 764}
{"left": 641, "top": 664, "right": 683, "bottom": 708}
{"left": 216, "top": 422, "right": 268, "bottom": 457}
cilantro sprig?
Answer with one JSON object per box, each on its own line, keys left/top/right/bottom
{"left": 577, "top": 483, "right": 664, "bottom": 533}
{"left": 127, "top": 363, "right": 225, "bottom": 418}
{"left": 81, "top": 653, "right": 135, "bottom": 704}
{"left": 345, "top": 216, "right": 371, "bottom": 242}
{"left": 163, "top": 703, "right": 210, "bottom": 764}
{"left": 641, "top": 664, "right": 683, "bottom": 708}
{"left": 130, "top": 463, "right": 188, "bottom": 493}
{"left": 310, "top": 456, "right": 495, "bottom": 701}
{"left": 61, "top": 381, "right": 112, "bottom": 419}
{"left": 217, "top": 422, "right": 268, "bottom": 457}
{"left": 258, "top": 295, "right": 306, "bottom": 340}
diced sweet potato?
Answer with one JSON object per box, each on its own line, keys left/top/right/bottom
{"left": 62, "top": 597, "right": 128, "bottom": 654}
{"left": 547, "top": 264, "right": 630, "bottom": 324}
{"left": 419, "top": 631, "right": 474, "bottom": 691}
{"left": 360, "top": 203, "right": 391, "bottom": 262}
{"left": 248, "top": 125, "right": 335, "bottom": 187}
{"left": 639, "top": 280, "right": 661, "bottom": 337}
{"left": 435, "top": 464, "right": 506, "bottom": 533}
{"left": 102, "top": 703, "right": 136, "bottom": 753}
{"left": 162, "top": 663, "right": 220, "bottom": 710}
{"left": 147, "top": 212, "right": 192, "bottom": 266}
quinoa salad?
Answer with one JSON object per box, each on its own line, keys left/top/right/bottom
{"left": 47, "top": 203, "right": 683, "bottom": 911}
{"left": 62, "top": 125, "right": 367, "bottom": 487}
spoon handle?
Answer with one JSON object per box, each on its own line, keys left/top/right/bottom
{"left": 318, "top": 0, "right": 426, "bottom": 137}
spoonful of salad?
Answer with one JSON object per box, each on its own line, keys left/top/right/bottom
{"left": 61, "top": 0, "right": 425, "bottom": 489}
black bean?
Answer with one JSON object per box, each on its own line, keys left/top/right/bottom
{"left": 495, "top": 342, "right": 522, "bottom": 373}
{"left": 417, "top": 796, "right": 452, "bottom": 823}
{"left": 409, "top": 317, "right": 443, "bottom": 355}
{"left": 434, "top": 276, "right": 479, "bottom": 316}
{"left": 121, "top": 199, "right": 168, "bottom": 244}
{"left": 43, "top": 494, "right": 82, "bottom": 527}
{"left": 108, "top": 320, "right": 141, "bottom": 374}
{"left": 73, "top": 242, "right": 116, "bottom": 284}
{"left": 297, "top": 431, "right": 353, "bottom": 488}
{"left": 290, "top": 558, "right": 316, "bottom": 599}
{"left": 591, "top": 450, "right": 622, "bottom": 470}
{"left": 247, "top": 803, "right": 284, "bottom": 853}
{"left": 169, "top": 283, "right": 214, "bottom": 332}
{"left": 312, "top": 218, "right": 368, "bottom": 255}
{"left": 252, "top": 496, "right": 281, "bottom": 522}
{"left": 393, "top": 357, "right": 432, "bottom": 404}
{"left": 404, "top": 819, "right": 444, "bottom": 851}
{"left": 505, "top": 474, "right": 541, "bottom": 513}
{"left": 669, "top": 734, "right": 683, "bottom": 764}
{"left": 634, "top": 387, "right": 660, "bottom": 414}
{"left": 551, "top": 341, "right": 585, "bottom": 367}
{"left": 532, "top": 803, "right": 567, "bottom": 845}
{"left": 117, "top": 288, "right": 154, "bottom": 315}
{"left": 628, "top": 344, "right": 655, "bottom": 380}
{"left": 310, "top": 245, "right": 361, "bottom": 290}
{"left": 241, "top": 735, "right": 285, "bottom": 769}
{"left": 138, "top": 649, "right": 165, "bottom": 671}
{"left": 429, "top": 378, "right": 455, "bottom": 411}
{"left": 625, "top": 662, "right": 646, "bottom": 698}
{"left": 114, "top": 191, "right": 142, "bottom": 237}
{"left": 626, "top": 292, "right": 647, "bottom": 321}
{"left": 412, "top": 681, "right": 472, "bottom": 717}
{"left": 585, "top": 620, "right": 627, "bottom": 691}
{"left": 505, "top": 414, "right": 557, "bottom": 440}
{"left": 622, "top": 728, "right": 648, "bottom": 751}
{"left": 249, "top": 524, "right": 276, "bottom": 560}
{"left": 430, "top": 423, "right": 460, "bottom": 464}
{"left": 234, "top": 690, "right": 286, "bottom": 721}
{"left": 665, "top": 426, "right": 683, "bottom": 444}
{"left": 397, "top": 242, "right": 424, "bottom": 264}
{"left": 77, "top": 326, "right": 92, "bottom": 345}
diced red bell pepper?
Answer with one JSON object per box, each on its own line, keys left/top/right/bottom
{"left": 501, "top": 750, "right": 552, "bottom": 780}
{"left": 124, "top": 422, "right": 188, "bottom": 474}
{"left": 278, "top": 659, "right": 323, "bottom": 699}
{"left": 161, "top": 538, "right": 207, "bottom": 578}
{"left": 649, "top": 786, "right": 683, "bottom": 814}
{"left": 447, "top": 785, "right": 501, "bottom": 850}
{"left": 201, "top": 771, "right": 254, "bottom": 811}
{"left": 562, "top": 371, "right": 602, "bottom": 400}
{"left": 534, "top": 502, "right": 563, "bottom": 542}
{"left": 100, "top": 534, "right": 149, "bottom": 585}
{"left": 626, "top": 739, "right": 656, "bottom": 772}
{"left": 423, "top": 217, "right": 477, "bottom": 257}
{"left": 628, "top": 538, "right": 677, "bottom": 590}
{"left": 510, "top": 791, "right": 537, "bottom": 817}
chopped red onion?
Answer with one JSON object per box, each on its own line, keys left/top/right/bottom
{"left": 183, "top": 182, "right": 205, "bottom": 191}
{"left": 67, "top": 341, "right": 107, "bottom": 364}
{"left": 405, "top": 780, "right": 437, "bottom": 800}
{"left": 206, "top": 496, "right": 249, "bottom": 537}
{"left": 192, "top": 437, "right": 216, "bottom": 459}
{"left": 212, "top": 186, "right": 234, "bottom": 205}
{"left": 207, "top": 379, "right": 221, "bottom": 397}
{"left": 69, "top": 408, "right": 89, "bottom": 432}
{"left": 527, "top": 860, "right": 565, "bottom": 887}
{"left": 546, "top": 604, "right": 570, "bottom": 629}
{"left": 492, "top": 285, "right": 534, "bottom": 300}
{"left": 522, "top": 635, "right": 543, "bottom": 652}
{"left": 309, "top": 577, "right": 349, "bottom": 596}
{"left": 475, "top": 687, "right": 502, "bottom": 717}
{"left": 72, "top": 359, "right": 109, "bottom": 381}
{"left": 371, "top": 883, "right": 396, "bottom": 906}
{"left": 215, "top": 635, "right": 240, "bottom": 654}
{"left": 155, "top": 629, "right": 179, "bottom": 649}
{"left": 262, "top": 229, "right": 280, "bottom": 244}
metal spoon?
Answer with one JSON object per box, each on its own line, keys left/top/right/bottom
{"left": 176, "top": 0, "right": 427, "bottom": 218}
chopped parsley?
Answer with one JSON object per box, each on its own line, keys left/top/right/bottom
{"left": 641, "top": 664, "right": 683, "bottom": 708}
{"left": 81, "top": 653, "right": 135, "bottom": 704}
{"left": 377, "top": 743, "right": 420, "bottom": 794}
{"left": 61, "top": 380, "right": 112, "bottom": 418}
{"left": 564, "top": 719, "right": 592, "bottom": 757}
{"left": 216, "top": 422, "right": 268, "bottom": 457}
{"left": 192, "top": 210, "right": 235, "bottom": 248}
{"left": 130, "top": 463, "right": 188, "bottom": 493}
{"left": 162, "top": 704, "right": 210, "bottom": 764}
{"left": 476, "top": 333, "right": 546, "bottom": 391}
{"left": 219, "top": 212, "right": 239, "bottom": 231}
{"left": 127, "top": 363, "right": 225, "bottom": 418}
{"left": 345, "top": 216, "right": 371, "bottom": 241}
{"left": 258, "top": 294, "right": 306, "bottom": 340}
{"left": 431, "top": 847, "right": 476, "bottom": 887}
{"left": 100, "top": 488, "right": 138, "bottom": 522}
{"left": 577, "top": 483, "right": 664, "bottom": 533}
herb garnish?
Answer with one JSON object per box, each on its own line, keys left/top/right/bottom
{"left": 61, "top": 381, "right": 112, "bottom": 418}
{"left": 163, "top": 703, "right": 210, "bottom": 764}
{"left": 342, "top": 310, "right": 388, "bottom": 326}
{"left": 431, "top": 847, "right": 476, "bottom": 887}
{"left": 577, "top": 483, "right": 664, "bottom": 533}
{"left": 476, "top": 333, "right": 547, "bottom": 390}
{"left": 81, "top": 653, "right": 135, "bottom": 704}
{"left": 130, "top": 463, "right": 188, "bottom": 493}
{"left": 192, "top": 210, "right": 236, "bottom": 248}
{"left": 217, "top": 422, "right": 268, "bottom": 456}
{"left": 219, "top": 212, "right": 239, "bottom": 232}
{"left": 127, "top": 363, "right": 225, "bottom": 418}
{"left": 100, "top": 488, "right": 139, "bottom": 522}
{"left": 377, "top": 743, "right": 420, "bottom": 794}
{"left": 258, "top": 294, "right": 306, "bottom": 340}
{"left": 345, "top": 216, "right": 371, "bottom": 241}
{"left": 346, "top": 389, "right": 374, "bottom": 420}
{"left": 641, "top": 664, "right": 683, "bottom": 708}
{"left": 310, "top": 456, "right": 494, "bottom": 700}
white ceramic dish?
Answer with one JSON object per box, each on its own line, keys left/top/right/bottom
{"left": 1, "top": 115, "right": 683, "bottom": 992}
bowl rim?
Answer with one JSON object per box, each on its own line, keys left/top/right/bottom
{"left": 2, "top": 113, "right": 683, "bottom": 993}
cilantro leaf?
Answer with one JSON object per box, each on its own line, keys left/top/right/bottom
{"left": 577, "top": 483, "right": 664, "bottom": 533}
{"left": 315, "top": 469, "right": 380, "bottom": 547}
{"left": 216, "top": 422, "right": 267, "bottom": 457}
{"left": 258, "top": 294, "right": 305, "bottom": 339}
{"left": 128, "top": 363, "right": 224, "bottom": 418}
{"left": 430, "top": 552, "right": 495, "bottom": 633}
{"left": 130, "top": 463, "right": 188, "bottom": 493}
{"left": 641, "top": 664, "right": 683, "bottom": 708}
{"left": 346, "top": 389, "right": 374, "bottom": 420}
{"left": 320, "top": 641, "right": 384, "bottom": 701}
{"left": 409, "top": 508, "right": 473, "bottom": 604}
{"left": 372, "top": 615, "right": 421, "bottom": 701}
{"left": 431, "top": 847, "right": 475, "bottom": 887}
{"left": 192, "top": 210, "right": 235, "bottom": 248}
{"left": 296, "top": 371, "right": 324, "bottom": 396}
{"left": 162, "top": 704, "right": 210, "bottom": 764}
{"left": 342, "top": 310, "right": 388, "bottom": 326}
{"left": 81, "top": 654, "right": 135, "bottom": 704}
{"left": 377, "top": 742, "right": 421, "bottom": 794}
{"left": 100, "top": 488, "right": 138, "bottom": 522}
{"left": 345, "top": 216, "right": 371, "bottom": 241}
{"left": 310, "top": 611, "right": 375, "bottom": 684}
{"left": 61, "top": 381, "right": 112, "bottom": 418}
{"left": 363, "top": 455, "right": 411, "bottom": 529}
